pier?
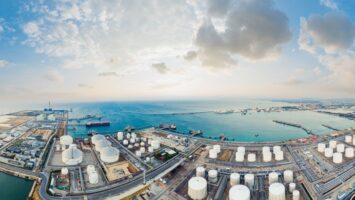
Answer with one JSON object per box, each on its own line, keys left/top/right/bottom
{"left": 273, "top": 120, "right": 315, "bottom": 135}
{"left": 321, "top": 124, "right": 339, "bottom": 131}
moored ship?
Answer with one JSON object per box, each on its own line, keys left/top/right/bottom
{"left": 86, "top": 121, "right": 110, "bottom": 127}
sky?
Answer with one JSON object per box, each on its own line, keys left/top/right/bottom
{"left": 0, "top": 0, "right": 354, "bottom": 106}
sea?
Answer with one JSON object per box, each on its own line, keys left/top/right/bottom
{"left": 2, "top": 99, "right": 355, "bottom": 199}
{"left": 64, "top": 100, "right": 355, "bottom": 142}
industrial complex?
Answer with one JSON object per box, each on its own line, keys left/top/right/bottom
{"left": 0, "top": 107, "right": 354, "bottom": 200}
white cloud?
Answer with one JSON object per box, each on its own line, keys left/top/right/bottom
{"left": 194, "top": 0, "right": 292, "bottom": 68}
{"left": 320, "top": 0, "right": 338, "bottom": 10}
{"left": 298, "top": 13, "right": 355, "bottom": 54}
{"left": 0, "top": 59, "right": 10, "bottom": 68}
{"left": 23, "top": 21, "right": 40, "bottom": 37}
{"left": 22, "top": 0, "right": 197, "bottom": 73}
{"left": 44, "top": 70, "right": 63, "bottom": 82}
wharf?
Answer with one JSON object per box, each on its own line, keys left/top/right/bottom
{"left": 273, "top": 120, "right": 315, "bottom": 135}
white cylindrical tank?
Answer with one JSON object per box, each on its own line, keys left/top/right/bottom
{"left": 151, "top": 140, "right": 160, "bottom": 149}
{"left": 134, "top": 143, "right": 139, "bottom": 147}
{"left": 100, "top": 147, "right": 119, "bottom": 163}
{"left": 292, "top": 190, "right": 300, "bottom": 200}
{"left": 148, "top": 146, "right": 154, "bottom": 153}
{"left": 123, "top": 139, "right": 129, "bottom": 146}
{"left": 237, "top": 146, "right": 245, "bottom": 154}
{"left": 275, "top": 151, "right": 284, "bottom": 161}
{"left": 130, "top": 138, "right": 135, "bottom": 144}
{"left": 273, "top": 146, "right": 281, "bottom": 152}
{"left": 91, "top": 134, "right": 105, "bottom": 145}
{"left": 262, "top": 146, "right": 270, "bottom": 153}
{"left": 128, "top": 144, "right": 133, "bottom": 149}
{"left": 136, "top": 150, "right": 142, "bottom": 157}
{"left": 345, "top": 147, "right": 354, "bottom": 158}
{"left": 213, "top": 145, "right": 221, "bottom": 153}
{"left": 336, "top": 144, "right": 345, "bottom": 153}
{"left": 329, "top": 140, "right": 337, "bottom": 149}
{"left": 324, "top": 148, "right": 333, "bottom": 158}
{"left": 87, "top": 165, "right": 95, "bottom": 174}
{"left": 196, "top": 167, "right": 205, "bottom": 177}
{"left": 88, "top": 171, "right": 99, "bottom": 184}
{"left": 61, "top": 167, "right": 69, "bottom": 176}
{"left": 317, "top": 143, "right": 326, "bottom": 152}
{"left": 333, "top": 152, "right": 342, "bottom": 164}
{"left": 230, "top": 173, "right": 240, "bottom": 186}
{"left": 140, "top": 147, "right": 145, "bottom": 153}
{"left": 247, "top": 153, "right": 256, "bottom": 162}
{"left": 263, "top": 151, "right": 272, "bottom": 162}
{"left": 117, "top": 132, "right": 124, "bottom": 140}
{"left": 140, "top": 142, "right": 145, "bottom": 147}
{"left": 283, "top": 170, "right": 293, "bottom": 183}
{"left": 60, "top": 135, "right": 73, "bottom": 146}
{"left": 269, "top": 182, "right": 286, "bottom": 200}
{"left": 95, "top": 139, "right": 110, "bottom": 152}
{"left": 244, "top": 174, "right": 254, "bottom": 188}
{"left": 126, "top": 133, "right": 131, "bottom": 139}
{"left": 208, "top": 170, "right": 218, "bottom": 183}
{"left": 209, "top": 149, "right": 218, "bottom": 159}
{"left": 62, "top": 145, "right": 83, "bottom": 165}
{"left": 188, "top": 177, "right": 207, "bottom": 200}
{"left": 269, "top": 172, "right": 279, "bottom": 184}
{"left": 131, "top": 132, "right": 137, "bottom": 139}
{"left": 229, "top": 185, "right": 250, "bottom": 200}
{"left": 289, "top": 182, "right": 296, "bottom": 193}
{"left": 235, "top": 152, "right": 245, "bottom": 162}
{"left": 345, "top": 135, "right": 352, "bottom": 143}
{"left": 56, "top": 145, "right": 61, "bottom": 151}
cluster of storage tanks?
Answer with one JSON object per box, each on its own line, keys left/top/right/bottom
{"left": 117, "top": 131, "right": 160, "bottom": 157}
{"left": 92, "top": 134, "right": 119, "bottom": 163}
{"left": 229, "top": 170, "right": 298, "bottom": 200}
{"left": 86, "top": 165, "right": 99, "bottom": 184}
{"left": 317, "top": 138, "right": 354, "bottom": 164}
{"left": 188, "top": 167, "right": 299, "bottom": 200}
{"left": 208, "top": 145, "right": 221, "bottom": 159}
{"left": 344, "top": 134, "right": 355, "bottom": 146}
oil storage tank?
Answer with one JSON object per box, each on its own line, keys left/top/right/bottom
{"left": 345, "top": 147, "right": 354, "bottom": 158}
{"left": 188, "top": 177, "right": 207, "bottom": 200}
{"left": 283, "top": 170, "right": 293, "bottom": 183}
{"left": 208, "top": 170, "right": 218, "bottom": 183}
{"left": 229, "top": 185, "right": 250, "bottom": 200}
{"left": 100, "top": 147, "right": 119, "bottom": 163}
{"left": 196, "top": 167, "right": 205, "bottom": 177}
{"left": 269, "top": 182, "right": 286, "bottom": 200}
{"left": 244, "top": 174, "right": 254, "bottom": 188}
{"left": 269, "top": 172, "right": 279, "bottom": 184}
{"left": 230, "top": 173, "right": 240, "bottom": 186}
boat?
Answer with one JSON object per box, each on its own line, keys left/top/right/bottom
{"left": 124, "top": 125, "right": 135, "bottom": 132}
{"left": 86, "top": 121, "right": 110, "bottom": 127}
{"left": 189, "top": 129, "right": 203, "bottom": 135}
{"left": 159, "top": 124, "right": 177, "bottom": 130}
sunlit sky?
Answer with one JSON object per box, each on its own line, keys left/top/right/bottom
{"left": 0, "top": 0, "right": 354, "bottom": 105}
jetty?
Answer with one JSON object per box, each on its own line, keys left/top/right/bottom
{"left": 321, "top": 124, "right": 339, "bottom": 131}
{"left": 273, "top": 120, "right": 315, "bottom": 135}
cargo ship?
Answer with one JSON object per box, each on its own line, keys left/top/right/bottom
{"left": 86, "top": 121, "right": 110, "bottom": 127}
{"left": 159, "top": 124, "right": 177, "bottom": 130}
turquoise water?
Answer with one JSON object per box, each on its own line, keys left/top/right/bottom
{"left": 0, "top": 172, "right": 33, "bottom": 200}
{"left": 63, "top": 100, "right": 355, "bottom": 142}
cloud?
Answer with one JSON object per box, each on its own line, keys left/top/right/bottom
{"left": 320, "top": 0, "right": 338, "bottom": 10}
{"left": 195, "top": 0, "right": 292, "bottom": 68}
{"left": 44, "top": 70, "right": 63, "bottom": 82}
{"left": 207, "top": 0, "right": 231, "bottom": 17}
{"left": 21, "top": 0, "right": 197, "bottom": 72}
{"left": 23, "top": 21, "right": 40, "bottom": 37}
{"left": 77, "top": 83, "right": 93, "bottom": 88}
{"left": 0, "top": 59, "right": 10, "bottom": 68}
{"left": 319, "top": 52, "right": 355, "bottom": 93}
{"left": 98, "top": 72, "right": 119, "bottom": 77}
{"left": 184, "top": 50, "right": 198, "bottom": 61}
{"left": 151, "top": 62, "right": 169, "bottom": 74}
{"left": 298, "top": 13, "right": 355, "bottom": 53}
